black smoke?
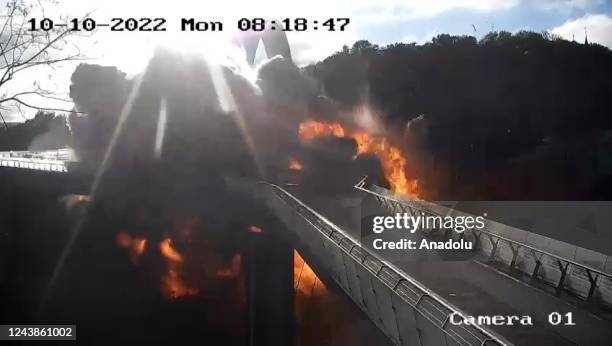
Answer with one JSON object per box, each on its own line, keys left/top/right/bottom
{"left": 306, "top": 33, "right": 612, "bottom": 200}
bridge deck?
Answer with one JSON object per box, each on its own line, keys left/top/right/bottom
{"left": 301, "top": 191, "right": 612, "bottom": 346}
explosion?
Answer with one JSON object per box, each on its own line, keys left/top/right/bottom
{"left": 116, "top": 232, "right": 199, "bottom": 300}
{"left": 298, "top": 120, "right": 419, "bottom": 197}
{"left": 215, "top": 254, "right": 242, "bottom": 279}
{"left": 298, "top": 121, "right": 345, "bottom": 141}
{"left": 159, "top": 238, "right": 199, "bottom": 299}
{"left": 288, "top": 157, "right": 303, "bottom": 171}
{"left": 294, "top": 250, "right": 327, "bottom": 296}
{"left": 116, "top": 226, "right": 245, "bottom": 301}
{"left": 116, "top": 232, "right": 147, "bottom": 264}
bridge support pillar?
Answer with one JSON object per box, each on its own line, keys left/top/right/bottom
{"left": 245, "top": 216, "right": 295, "bottom": 346}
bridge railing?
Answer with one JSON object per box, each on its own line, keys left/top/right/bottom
{"left": 250, "top": 181, "right": 510, "bottom": 346}
{"left": 0, "top": 158, "right": 68, "bottom": 172}
{"left": 0, "top": 150, "right": 72, "bottom": 173}
{"left": 0, "top": 149, "right": 74, "bottom": 161}
{"left": 354, "top": 179, "right": 612, "bottom": 307}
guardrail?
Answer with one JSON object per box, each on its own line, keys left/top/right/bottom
{"left": 257, "top": 181, "right": 509, "bottom": 346}
{"left": 0, "top": 150, "right": 73, "bottom": 173}
{"left": 354, "top": 178, "right": 612, "bottom": 305}
{"left": 0, "top": 149, "right": 74, "bottom": 161}
{"left": 0, "top": 158, "right": 68, "bottom": 172}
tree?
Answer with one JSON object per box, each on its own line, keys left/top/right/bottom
{"left": 0, "top": 0, "right": 85, "bottom": 128}
{"left": 305, "top": 31, "right": 612, "bottom": 199}
{"left": 350, "top": 40, "right": 376, "bottom": 54}
{"left": 0, "top": 110, "right": 70, "bottom": 150}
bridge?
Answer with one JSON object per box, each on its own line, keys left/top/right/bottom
{"left": 0, "top": 149, "right": 71, "bottom": 172}
{"left": 2, "top": 150, "right": 612, "bottom": 346}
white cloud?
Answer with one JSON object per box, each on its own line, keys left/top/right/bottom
{"left": 397, "top": 0, "right": 520, "bottom": 17}
{"left": 352, "top": 0, "right": 519, "bottom": 22}
{"left": 289, "top": 30, "right": 359, "bottom": 66}
{"left": 551, "top": 14, "right": 612, "bottom": 48}
{"left": 402, "top": 30, "right": 441, "bottom": 44}
{"left": 55, "top": 0, "right": 520, "bottom": 20}
{"left": 533, "top": 0, "right": 604, "bottom": 12}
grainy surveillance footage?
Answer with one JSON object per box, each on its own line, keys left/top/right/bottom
{"left": 1, "top": 0, "right": 612, "bottom": 345}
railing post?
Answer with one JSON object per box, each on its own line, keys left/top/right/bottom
{"left": 556, "top": 261, "right": 569, "bottom": 291}
{"left": 472, "top": 230, "right": 482, "bottom": 252}
{"left": 586, "top": 270, "right": 599, "bottom": 301}
{"left": 530, "top": 250, "right": 542, "bottom": 280}
{"left": 488, "top": 237, "right": 500, "bottom": 262}
{"left": 509, "top": 244, "right": 519, "bottom": 270}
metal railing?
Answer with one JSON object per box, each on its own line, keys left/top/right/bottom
{"left": 0, "top": 150, "right": 71, "bottom": 173}
{"left": 354, "top": 178, "right": 612, "bottom": 304}
{"left": 261, "top": 181, "right": 509, "bottom": 346}
{"left": 0, "top": 149, "right": 74, "bottom": 161}
{"left": 0, "top": 158, "right": 68, "bottom": 172}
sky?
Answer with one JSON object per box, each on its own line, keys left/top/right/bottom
{"left": 2, "top": 0, "right": 612, "bottom": 122}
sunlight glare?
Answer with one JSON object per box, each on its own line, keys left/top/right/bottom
{"left": 154, "top": 98, "right": 168, "bottom": 159}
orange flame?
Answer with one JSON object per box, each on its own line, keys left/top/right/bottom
{"left": 159, "top": 238, "right": 184, "bottom": 263}
{"left": 288, "top": 156, "right": 303, "bottom": 171}
{"left": 116, "top": 231, "right": 147, "bottom": 263}
{"left": 133, "top": 239, "right": 147, "bottom": 256}
{"left": 294, "top": 250, "right": 327, "bottom": 296}
{"left": 216, "top": 253, "right": 242, "bottom": 279}
{"left": 159, "top": 238, "right": 198, "bottom": 299}
{"left": 298, "top": 120, "right": 419, "bottom": 197}
{"left": 298, "top": 121, "right": 345, "bottom": 141}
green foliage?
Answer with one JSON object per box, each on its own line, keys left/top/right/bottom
{"left": 305, "top": 32, "right": 612, "bottom": 198}
{"left": 0, "top": 111, "right": 71, "bottom": 150}
{"left": 306, "top": 32, "right": 612, "bottom": 162}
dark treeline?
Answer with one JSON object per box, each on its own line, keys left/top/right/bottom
{"left": 0, "top": 111, "right": 71, "bottom": 151}
{"left": 305, "top": 31, "right": 612, "bottom": 200}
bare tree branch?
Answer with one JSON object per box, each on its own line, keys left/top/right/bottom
{"left": 1, "top": 96, "right": 81, "bottom": 113}
{"left": 0, "top": 0, "right": 89, "bottom": 119}
{"left": 3, "top": 89, "right": 72, "bottom": 103}
{"left": 0, "top": 110, "right": 8, "bottom": 129}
